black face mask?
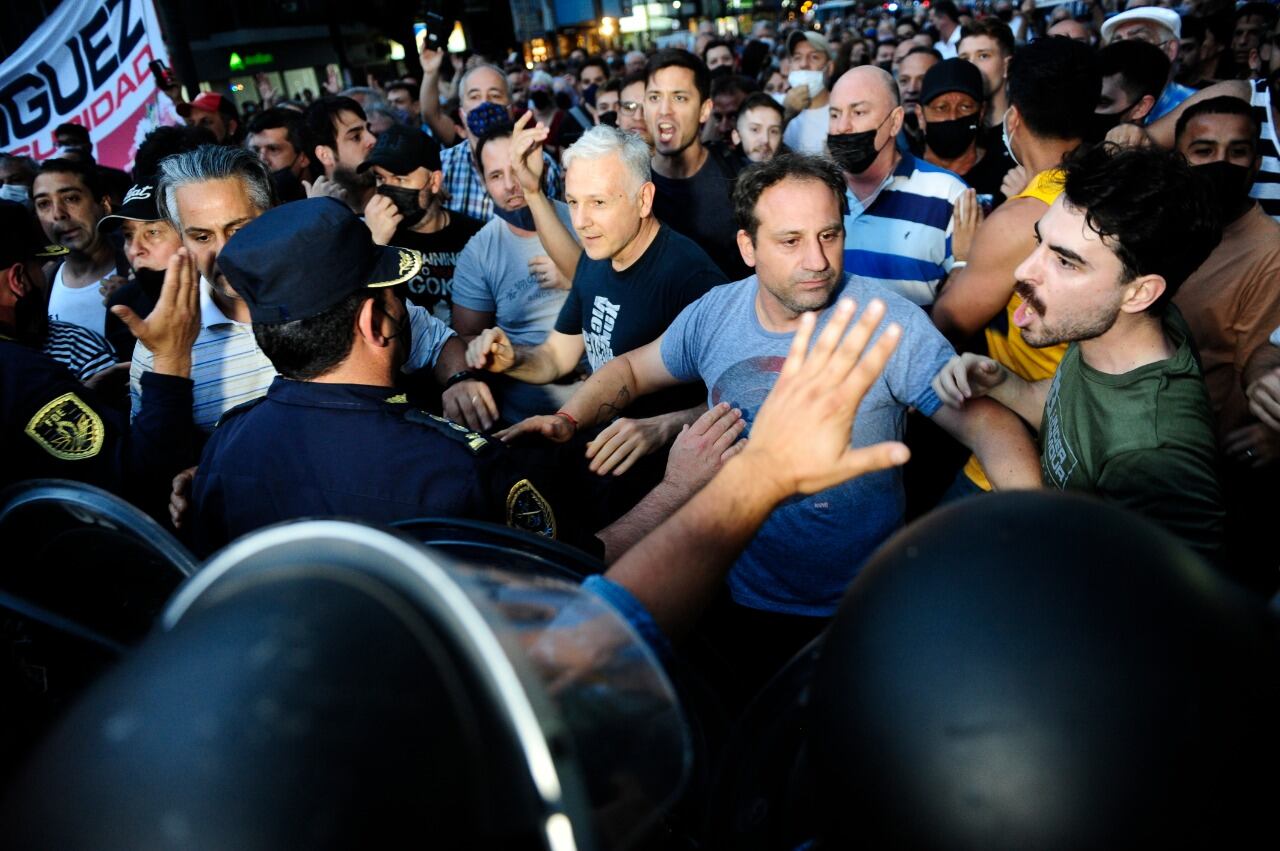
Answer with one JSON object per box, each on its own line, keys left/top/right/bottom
{"left": 271, "top": 166, "right": 306, "bottom": 203}
{"left": 828, "top": 113, "right": 892, "bottom": 175}
{"left": 710, "top": 65, "right": 734, "bottom": 81}
{"left": 1193, "top": 160, "right": 1254, "bottom": 223}
{"left": 925, "top": 116, "right": 980, "bottom": 159}
{"left": 875, "top": 60, "right": 894, "bottom": 71}
{"left": 530, "top": 90, "right": 553, "bottom": 111}
{"left": 598, "top": 110, "right": 618, "bottom": 127}
{"left": 377, "top": 184, "right": 428, "bottom": 228}
{"left": 1086, "top": 109, "right": 1129, "bottom": 143}
{"left": 131, "top": 266, "right": 167, "bottom": 298}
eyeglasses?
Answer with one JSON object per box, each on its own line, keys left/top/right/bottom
{"left": 620, "top": 101, "right": 644, "bottom": 116}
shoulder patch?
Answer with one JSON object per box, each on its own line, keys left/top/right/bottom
{"left": 403, "top": 409, "right": 492, "bottom": 455}
{"left": 505, "top": 478, "right": 557, "bottom": 539}
{"left": 25, "top": 393, "right": 105, "bottom": 460}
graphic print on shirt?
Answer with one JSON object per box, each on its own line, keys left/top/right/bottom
{"left": 585, "top": 296, "right": 621, "bottom": 371}
{"left": 1040, "top": 369, "right": 1077, "bottom": 489}
{"left": 710, "top": 356, "right": 786, "bottom": 428}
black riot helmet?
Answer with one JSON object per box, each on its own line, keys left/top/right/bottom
{"left": 809, "top": 491, "right": 1280, "bottom": 850}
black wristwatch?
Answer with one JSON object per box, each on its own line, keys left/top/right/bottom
{"left": 443, "top": 369, "right": 478, "bottom": 389}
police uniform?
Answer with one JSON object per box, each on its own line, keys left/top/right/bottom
{"left": 1, "top": 335, "right": 198, "bottom": 498}
{"left": 190, "top": 197, "right": 600, "bottom": 558}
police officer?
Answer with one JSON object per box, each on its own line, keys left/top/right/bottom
{"left": 1, "top": 201, "right": 202, "bottom": 502}
{"left": 189, "top": 197, "right": 745, "bottom": 559}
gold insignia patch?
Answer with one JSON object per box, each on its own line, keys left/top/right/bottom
{"left": 24, "top": 393, "right": 105, "bottom": 460}
{"left": 506, "top": 479, "right": 557, "bottom": 539}
{"left": 384, "top": 393, "right": 408, "bottom": 404}
{"left": 397, "top": 249, "right": 419, "bottom": 276}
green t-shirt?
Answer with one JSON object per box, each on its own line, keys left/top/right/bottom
{"left": 1039, "top": 308, "right": 1224, "bottom": 562}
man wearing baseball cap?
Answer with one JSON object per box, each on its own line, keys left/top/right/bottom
{"left": 919, "top": 59, "right": 1008, "bottom": 205}
{"left": 1101, "top": 6, "right": 1193, "bottom": 123}
{"left": 1, "top": 199, "right": 201, "bottom": 501}
{"left": 177, "top": 92, "right": 242, "bottom": 145}
{"left": 359, "top": 124, "right": 484, "bottom": 327}
{"left": 188, "top": 196, "right": 734, "bottom": 560}
{"left": 97, "top": 181, "right": 182, "bottom": 359}
{"left": 782, "top": 29, "right": 836, "bottom": 155}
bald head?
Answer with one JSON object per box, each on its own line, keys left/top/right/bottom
{"left": 832, "top": 65, "right": 902, "bottom": 114}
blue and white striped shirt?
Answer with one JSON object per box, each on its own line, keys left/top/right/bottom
{"left": 843, "top": 151, "right": 966, "bottom": 306}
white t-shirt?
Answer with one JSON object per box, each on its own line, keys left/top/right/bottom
{"left": 783, "top": 106, "right": 830, "bottom": 156}
{"left": 47, "top": 263, "right": 110, "bottom": 338}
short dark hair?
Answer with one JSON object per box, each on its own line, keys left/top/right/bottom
{"left": 736, "top": 91, "right": 785, "bottom": 123}
{"left": 384, "top": 81, "right": 417, "bottom": 101}
{"left": 905, "top": 46, "right": 945, "bottom": 63}
{"left": 253, "top": 289, "right": 371, "bottom": 380}
{"left": 1236, "top": 2, "right": 1277, "bottom": 26}
{"left": 733, "top": 152, "right": 849, "bottom": 239}
{"left": 473, "top": 124, "right": 514, "bottom": 175}
{"left": 1098, "top": 40, "right": 1170, "bottom": 107}
{"left": 933, "top": 1, "right": 961, "bottom": 23}
{"left": 711, "top": 74, "right": 758, "bottom": 100}
{"left": 647, "top": 48, "right": 712, "bottom": 102}
{"left": 35, "top": 158, "right": 107, "bottom": 200}
{"left": 601, "top": 78, "right": 624, "bottom": 97}
{"left": 53, "top": 123, "right": 91, "bottom": 146}
{"left": 1008, "top": 37, "right": 1100, "bottom": 142}
{"left": 133, "top": 124, "right": 218, "bottom": 182}
{"left": 1060, "top": 143, "right": 1221, "bottom": 311}
{"left": 960, "top": 19, "right": 1016, "bottom": 56}
{"left": 1175, "top": 95, "right": 1260, "bottom": 145}
{"left": 247, "top": 107, "right": 308, "bottom": 156}
{"left": 703, "top": 38, "right": 735, "bottom": 63}
{"left": 578, "top": 57, "right": 609, "bottom": 81}
{"left": 621, "top": 70, "right": 648, "bottom": 91}
{"left": 303, "top": 96, "right": 367, "bottom": 157}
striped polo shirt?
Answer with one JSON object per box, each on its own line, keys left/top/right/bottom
{"left": 44, "top": 319, "right": 117, "bottom": 382}
{"left": 132, "top": 281, "right": 455, "bottom": 433}
{"left": 441, "top": 138, "right": 564, "bottom": 223}
{"left": 1249, "top": 78, "right": 1279, "bottom": 225}
{"left": 843, "top": 151, "right": 966, "bottom": 306}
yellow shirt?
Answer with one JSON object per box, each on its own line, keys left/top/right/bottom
{"left": 964, "top": 169, "right": 1068, "bottom": 491}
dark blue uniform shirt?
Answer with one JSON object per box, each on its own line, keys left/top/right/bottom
{"left": 191, "top": 377, "right": 599, "bottom": 557}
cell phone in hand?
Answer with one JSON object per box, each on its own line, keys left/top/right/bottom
{"left": 414, "top": 12, "right": 446, "bottom": 53}
{"left": 149, "top": 59, "right": 175, "bottom": 89}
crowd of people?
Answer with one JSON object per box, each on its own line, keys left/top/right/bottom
{"left": 3, "top": 0, "right": 1280, "bottom": 731}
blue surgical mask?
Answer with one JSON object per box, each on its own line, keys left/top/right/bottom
{"left": 0, "top": 183, "right": 30, "bottom": 206}
{"left": 493, "top": 202, "right": 536, "bottom": 231}
{"left": 1001, "top": 107, "right": 1020, "bottom": 168}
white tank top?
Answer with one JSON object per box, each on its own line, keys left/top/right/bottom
{"left": 47, "top": 263, "right": 110, "bottom": 337}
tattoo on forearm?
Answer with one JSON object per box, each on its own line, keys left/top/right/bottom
{"left": 597, "top": 386, "right": 631, "bottom": 422}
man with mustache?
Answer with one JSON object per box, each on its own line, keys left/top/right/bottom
{"left": 933, "top": 144, "right": 1225, "bottom": 564}
{"left": 499, "top": 153, "right": 1039, "bottom": 695}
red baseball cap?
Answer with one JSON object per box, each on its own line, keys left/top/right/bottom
{"left": 177, "top": 92, "right": 232, "bottom": 118}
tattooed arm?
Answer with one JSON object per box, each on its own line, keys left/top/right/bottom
{"left": 497, "top": 335, "right": 690, "bottom": 444}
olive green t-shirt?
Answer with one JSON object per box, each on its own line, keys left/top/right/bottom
{"left": 1039, "top": 308, "right": 1224, "bottom": 562}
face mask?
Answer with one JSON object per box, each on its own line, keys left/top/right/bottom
{"left": 925, "top": 116, "right": 980, "bottom": 159}
{"left": 710, "top": 65, "right": 734, "bottom": 81}
{"left": 1001, "top": 107, "right": 1020, "bottom": 168}
{"left": 377, "top": 184, "right": 428, "bottom": 228}
{"left": 1193, "top": 161, "right": 1253, "bottom": 222}
{"left": 530, "top": 90, "right": 553, "bottom": 111}
{"left": 769, "top": 91, "right": 787, "bottom": 106}
{"left": 598, "top": 110, "right": 618, "bottom": 127}
{"left": 788, "top": 69, "right": 826, "bottom": 97}
{"left": 131, "top": 266, "right": 167, "bottom": 296}
{"left": 1087, "top": 108, "right": 1130, "bottom": 143}
{"left": 493, "top": 202, "right": 537, "bottom": 231}
{"left": 582, "top": 83, "right": 599, "bottom": 107}
{"left": 0, "top": 183, "right": 30, "bottom": 205}
{"left": 875, "top": 60, "right": 894, "bottom": 72}
{"left": 827, "top": 112, "right": 893, "bottom": 175}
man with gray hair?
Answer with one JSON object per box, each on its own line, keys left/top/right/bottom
{"left": 468, "top": 118, "right": 725, "bottom": 478}
{"left": 133, "top": 144, "right": 487, "bottom": 436}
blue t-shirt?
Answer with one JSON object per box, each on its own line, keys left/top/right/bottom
{"left": 659, "top": 274, "right": 955, "bottom": 616}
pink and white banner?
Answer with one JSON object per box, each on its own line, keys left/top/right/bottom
{"left": 1, "top": 0, "right": 181, "bottom": 173}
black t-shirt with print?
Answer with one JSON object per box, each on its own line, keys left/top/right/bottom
{"left": 554, "top": 224, "right": 725, "bottom": 418}
{"left": 650, "top": 144, "right": 751, "bottom": 282}
{"left": 390, "top": 211, "right": 485, "bottom": 323}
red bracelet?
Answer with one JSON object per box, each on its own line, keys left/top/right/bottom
{"left": 554, "top": 410, "right": 579, "bottom": 431}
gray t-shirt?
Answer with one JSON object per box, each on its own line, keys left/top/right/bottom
{"left": 660, "top": 273, "right": 955, "bottom": 616}
{"left": 451, "top": 202, "right": 582, "bottom": 420}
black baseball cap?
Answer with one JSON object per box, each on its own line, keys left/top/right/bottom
{"left": 217, "top": 197, "right": 424, "bottom": 324}
{"left": 358, "top": 124, "right": 442, "bottom": 175}
{"left": 97, "top": 182, "right": 162, "bottom": 232}
{"left": 0, "top": 200, "right": 69, "bottom": 268}
{"left": 920, "top": 58, "right": 986, "bottom": 107}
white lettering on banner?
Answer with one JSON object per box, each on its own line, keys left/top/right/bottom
{"left": 0, "top": 0, "right": 173, "bottom": 171}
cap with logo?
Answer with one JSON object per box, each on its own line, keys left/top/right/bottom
{"left": 97, "top": 183, "right": 162, "bottom": 232}
{"left": 177, "top": 92, "right": 235, "bottom": 118}
{"left": 216, "top": 197, "right": 423, "bottom": 324}
{"left": 1100, "top": 7, "right": 1182, "bottom": 44}
{"left": 920, "top": 59, "right": 986, "bottom": 107}
{"left": 0, "top": 200, "right": 69, "bottom": 268}
{"left": 358, "top": 124, "right": 442, "bottom": 176}
{"left": 786, "top": 30, "right": 835, "bottom": 61}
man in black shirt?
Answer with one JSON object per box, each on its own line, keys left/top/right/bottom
{"left": 643, "top": 49, "right": 751, "bottom": 281}
{"left": 361, "top": 125, "right": 484, "bottom": 325}
{"left": 467, "top": 119, "right": 726, "bottom": 477}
